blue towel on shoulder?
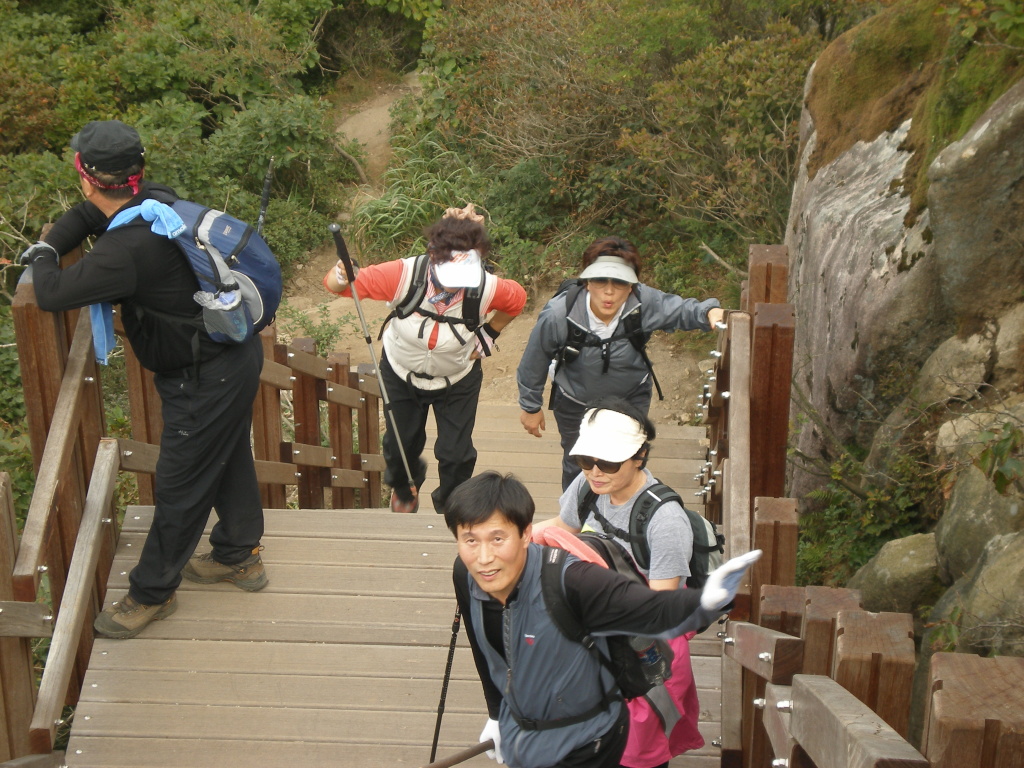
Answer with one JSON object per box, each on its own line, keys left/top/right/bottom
{"left": 90, "top": 200, "right": 187, "bottom": 364}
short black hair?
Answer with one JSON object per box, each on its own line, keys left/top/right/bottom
{"left": 445, "top": 471, "right": 535, "bottom": 536}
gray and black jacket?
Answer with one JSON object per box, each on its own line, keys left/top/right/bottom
{"left": 516, "top": 284, "right": 720, "bottom": 412}
{"left": 453, "top": 543, "right": 712, "bottom": 768}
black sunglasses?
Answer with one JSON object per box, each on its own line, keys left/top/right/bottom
{"left": 587, "top": 278, "right": 631, "bottom": 288}
{"left": 573, "top": 455, "right": 625, "bottom": 474}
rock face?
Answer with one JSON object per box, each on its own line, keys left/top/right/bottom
{"left": 787, "top": 78, "right": 1024, "bottom": 500}
{"left": 787, "top": 24, "right": 1024, "bottom": 724}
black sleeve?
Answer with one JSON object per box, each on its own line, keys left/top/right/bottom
{"left": 453, "top": 557, "right": 502, "bottom": 719}
{"left": 562, "top": 560, "right": 712, "bottom": 638}
{"left": 42, "top": 201, "right": 109, "bottom": 255}
{"left": 32, "top": 231, "right": 138, "bottom": 313}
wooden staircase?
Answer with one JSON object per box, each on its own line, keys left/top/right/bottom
{"left": 64, "top": 405, "right": 720, "bottom": 767}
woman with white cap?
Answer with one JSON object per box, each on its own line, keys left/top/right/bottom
{"left": 534, "top": 398, "right": 705, "bottom": 768}
{"left": 517, "top": 236, "right": 723, "bottom": 489}
{"left": 324, "top": 205, "right": 526, "bottom": 514}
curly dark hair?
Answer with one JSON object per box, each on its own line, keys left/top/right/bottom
{"left": 424, "top": 216, "right": 491, "bottom": 264}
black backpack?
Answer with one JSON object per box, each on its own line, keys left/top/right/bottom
{"left": 550, "top": 279, "right": 664, "bottom": 401}
{"left": 377, "top": 252, "right": 485, "bottom": 341}
{"left": 578, "top": 481, "right": 725, "bottom": 590}
{"left": 540, "top": 537, "right": 673, "bottom": 703}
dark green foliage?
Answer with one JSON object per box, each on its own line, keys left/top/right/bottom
{"left": 797, "top": 451, "right": 942, "bottom": 585}
{"left": 0, "top": 304, "right": 34, "bottom": 528}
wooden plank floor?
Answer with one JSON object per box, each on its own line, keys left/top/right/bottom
{"left": 65, "top": 404, "right": 721, "bottom": 768}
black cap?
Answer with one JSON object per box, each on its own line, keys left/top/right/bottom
{"left": 70, "top": 120, "right": 145, "bottom": 172}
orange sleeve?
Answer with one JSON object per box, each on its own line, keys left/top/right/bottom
{"left": 487, "top": 277, "right": 528, "bottom": 317}
{"left": 322, "top": 259, "right": 406, "bottom": 302}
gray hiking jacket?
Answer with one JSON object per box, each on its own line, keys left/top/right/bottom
{"left": 458, "top": 544, "right": 713, "bottom": 768}
{"left": 516, "top": 283, "right": 720, "bottom": 412}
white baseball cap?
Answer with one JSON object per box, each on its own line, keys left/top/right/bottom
{"left": 569, "top": 408, "right": 647, "bottom": 462}
{"left": 433, "top": 249, "right": 484, "bottom": 289}
{"left": 578, "top": 255, "right": 638, "bottom": 284}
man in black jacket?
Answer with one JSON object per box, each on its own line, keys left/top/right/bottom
{"left": 445, "top": 471, "right": 759, "bottom": 768}
{"left": 20, "top": 120, "right": 268, "bottom": 639}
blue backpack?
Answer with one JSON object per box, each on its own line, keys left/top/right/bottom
{"left": 110, "top": 193, "right": 282, "bottom": 345}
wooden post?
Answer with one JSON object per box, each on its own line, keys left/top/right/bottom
{"left": 253, "top": 325, "right": 286, "bottom": 510}
{"left": 0, "top": 475, "right": 33, "bottom": 760}
{"left": 326, "top": 352, "right": 355, "bottom": 509}
{"left": 282, "top": 339, "right": 323, "bottom": 509}
{"left": 354, "top": 364, "right": 382, "bottom": 509}
{"left": 721, "top": 651, "right": 745, "bottom": 768}
{"left": 832, "top": 611, "right": 916, "bottom": 739}
{"left": 759, "top": 586, "right": 806, "bottom": 638}
{"left": 750, "top": 497, "right": 798, "bottom": 626}
{"left": 749, "top": 304, "right": 794, "bottom": 501}
{"left": 744, "top": 245, "right": 789, "bottom": 310}
{"left": 921, "top": 653, "right": 1024, "bottom": 768}
{"left": 800, "top": 587, "right": 862, "bottom": 676}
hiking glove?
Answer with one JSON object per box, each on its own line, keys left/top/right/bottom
{"left": 18, "top": 241, "right": 58, "bottom": 267}
{"left": 700, "top": 549, "right": 762, "bottom": 611}
{"left": 474, "top": 323, "right": 500, "bottom": 357}
{"left": 479, "top": 717, "right": 503, "bottom": 763}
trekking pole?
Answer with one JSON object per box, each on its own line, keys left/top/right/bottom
{"left": 329, "top": 224, "right": 417, "bottom": 499}
{"left": 256, "top": 156, "right": 274, "bottom": 236}
{"left": 419, "top": 740, "right": 493, "bottom": 768}
{"left": 429, "top": 605, "right": 461, "bottom": 762}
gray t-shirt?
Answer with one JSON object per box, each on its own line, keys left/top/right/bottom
{"left": 559, "top": 469, "right": 693, "bottom": 582}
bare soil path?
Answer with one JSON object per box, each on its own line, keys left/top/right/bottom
{"left": 283, "top": 74, "right": 712, "bottom": 428}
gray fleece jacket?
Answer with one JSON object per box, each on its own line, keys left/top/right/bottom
{"left": 516, "top": 283, "right": 720, "bottom": 412}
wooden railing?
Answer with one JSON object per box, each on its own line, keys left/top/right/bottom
{"left": 700, "top": 245, "right": 1024, "bottom": 768}
{"left": 0, "top": 254, "right": 385, "bottom": 761}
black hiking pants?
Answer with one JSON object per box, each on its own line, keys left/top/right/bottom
{"left": 129, "top": 337, "right": 265, "bottom": 605}
{"left": 380, "top": 354, "right": 482, "bottom": 513}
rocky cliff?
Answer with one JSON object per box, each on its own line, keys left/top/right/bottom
{"left": 783, "top": 0, "right": 1023, "bottom": 740}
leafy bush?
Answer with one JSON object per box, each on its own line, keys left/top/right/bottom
{"left": 797, "top": 451, "right": 941, "bottom": 585}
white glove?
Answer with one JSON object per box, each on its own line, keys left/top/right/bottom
{"left": 479, "top": 717, "right": 503, "bottom": 764}
{"left": 700, "top": 549, "right": 762, "bottom": 611}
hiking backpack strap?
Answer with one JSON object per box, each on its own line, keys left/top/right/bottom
{"left": 527, "top": 547, "right": 619, "bottom": 732}
{"left": 378, "top": 253, "right": 486, "bottom": 341}
{"left": 620, "top": 291, "right": 663, "bottom": 400}
{"left": 577, "top": 482, "right": 681, "bottom": 573}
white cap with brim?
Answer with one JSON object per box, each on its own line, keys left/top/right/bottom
{"left": 433, "top": 249, "right": 484, "bottom": 289}
{"left": 578, "top": 255, "right": 639, "bottom": 284}
{"left": 569, "top": 408, "right": 647, "bottom": 462}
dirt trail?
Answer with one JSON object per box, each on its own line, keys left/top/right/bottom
{"left": 283, "top": 75, "right": 712, "bottom": 427}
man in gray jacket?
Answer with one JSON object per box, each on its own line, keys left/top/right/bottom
{"left": 447, "top": 471, "right": 758, "bottom": 768}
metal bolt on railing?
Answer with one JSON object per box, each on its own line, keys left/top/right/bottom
{"left": 776, "top": 700, "right": 793, "bottom": 713}
{"left": 38, "top": 565, "right": 47, "bottom": 573}
{"left": 711, "top": 739, "right": 722, "bottom": 748}
{"left": 772, "top": 760, "right": 790, "bottom": 768}
{"left": 713, "top": 470, "right": 722, "bottom": 476}
{"left": 717, "top": 631, "right": 727, "bottom": 638}
{"left": 288, "top": 352, "right": 295, "bottom": 358}
{"left": 752, "top": 698, "right": 766, "bottom": 710}
{"left": 759, "top": 652, "right": 772, "bottom": 662}
{"left": 84, "top": 376, "right": 94, "bottom": 383}
{"left": 289, "top": 376, "right": 296, "bottom": 382}
{"left": 123, "top": 450, "right": 133, "bottom": 457}
{"left": 710, "top": 350, "right": 723, "bottom": 358}
{"left": 723, "top": 636, "right": 735, "bottom": 645}
{"left": 721, "top": 391, "right": 731, "bottom": 399}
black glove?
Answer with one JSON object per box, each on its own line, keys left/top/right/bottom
{"left": 18, "top": 242, "right": 58, "bottom": 267}
{"left": 474, "top": 323, "right": 500, "bottom": 357}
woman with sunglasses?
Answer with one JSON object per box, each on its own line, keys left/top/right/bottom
{"left": 517, "top": 235, "right": 723, "bottom": 489}
{"left": 534, "top": 399, "right": 705, "bottom": 768}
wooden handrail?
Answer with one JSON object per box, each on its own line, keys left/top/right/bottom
{"left": 12, "top": 317, "right": 97, "bottom": 602}
{"left": 27, "top": 439, "right": 119, "bottom": 754}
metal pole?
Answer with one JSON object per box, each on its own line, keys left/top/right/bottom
{"left": 328, "top": 224, "right": 417, "bottom": 496}
{"left": 429, "top": 605, "right": 461, "bottom": 762}
{"left": 256, "top": 156, "right": 274, "bottom": 236}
